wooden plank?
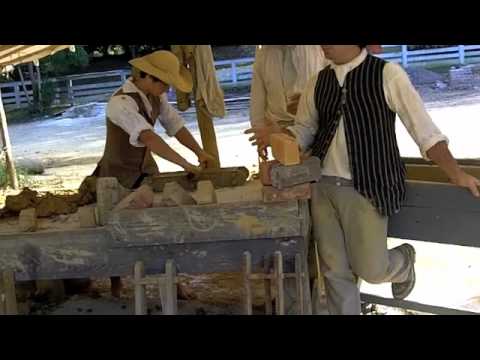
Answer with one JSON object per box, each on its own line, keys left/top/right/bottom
{"left": 0, "top": 228, "right": 301, "bottom": 280}
{"left": 0, "top": 228, "right": 113, "bottom": 281}
{"left": 134, "top": 261, "right": 146, "bottom": 315}
{"left": 106, "top": 201, "right": 302, "bottom": 245}
{"left": 295, "top": 253, "right": 304, "bottom": 315}
{"left": 263, "top": 256, "right": 272, "bottom": 315}
{"left": 274, "top": 251, "right": 285, "bottom": 315}
{"left": 1, "top": 271, "right": 18, "bottom": 315}
{"left": 389, "top": 181, "right": 480, "bottom": 246}
{"left": 406, "top": 164, "right": 480, "bottom": 184}
{"left": 243, "top": 251, "right": 253, "bottom": 315}
{"left": 164, "top": 260, "right": 177, "bottom": 315}
{"left": 361, "top": 294, "right": 479, "bottom": 315}
{"left": 108, "top": 238, "right": 301, "bottom": 275}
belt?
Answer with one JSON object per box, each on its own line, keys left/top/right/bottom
{"left": 318, "top": 176, "right": 353, "bottom": 187}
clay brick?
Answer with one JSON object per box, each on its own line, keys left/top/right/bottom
{"left": 114, "top": 185, "right": 154, "bottom": 211}
{"left": 259, "top": 160, "right": 280, "bottom": 186}
{"left": 163, "top": 182, "right": 196, "bottom": 206}
{"left": 19, "top": 208, "right": 37, "bottom": 232}
{"left": 270, "top": 133, "right": 300, "bottom": 166}
{"left": 78, "top": 206, "right": 97, "bottom": 228}
{"left": 215, "top": 181, "right": 263, "bottom": 204}
{"left": 263, "top": 183, "right": 311, "bottom": 203}
{"left": 192, "top": 180, "right": 216, "bottom": 205}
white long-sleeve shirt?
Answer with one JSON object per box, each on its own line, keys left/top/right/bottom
{"left": 250, "top": 45, "right": 326, "bottom": 127}
{"left": 106, "top": 78, "right": 185, "bottom": 147}
{"left": 288, "top": 49, "right": 448, "bottom": 180}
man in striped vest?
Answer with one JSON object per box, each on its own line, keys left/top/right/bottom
{"left": 246, "top": 45, "right": 480, "bottom": 315}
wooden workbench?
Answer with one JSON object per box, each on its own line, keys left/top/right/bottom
{"left": 0, "top": 200, "right": 313, "bottom": 315}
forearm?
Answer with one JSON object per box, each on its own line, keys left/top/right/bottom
{"left": 426, "top": 141, "right": 462, "bottom": 181}
{"left": 139, "top": 130, "right": 189, "bottom": 168}
{"left": 174, "top": 127, "right": 203, "bottom": 156}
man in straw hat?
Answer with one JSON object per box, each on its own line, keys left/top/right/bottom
{"left": 94, "top": 50, "right": 215, "bottom": 297}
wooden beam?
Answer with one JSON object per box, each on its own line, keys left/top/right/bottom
{"left": 0, "top": 88, "right": 19, "bottom": 189}
{"left": 106, "top": 201, "right": 302, "bottom": 245}
{"left": 361, "top": 293, "right": 479, "bottom": 315}
{"left": 389, "top": 181, "right": 480, "bottom": 247}
{"left": 187, "top": 48, "right": 221, "bottom": 169}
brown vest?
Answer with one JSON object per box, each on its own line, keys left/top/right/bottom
{"left": 95, "top": 88, "right": 162, "bottom": 189}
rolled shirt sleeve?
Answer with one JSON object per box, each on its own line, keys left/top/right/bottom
{"left": 157, "top": 93, "right": 186, "bottom": 137}
{"left": 106, "top": 95, "right": 154, "bottom": 148}
{"left": 287, "top": 75, "right": 320, "bottom": 152}
{"left": 384, "top": 62, "right": 449, "bottom": 159}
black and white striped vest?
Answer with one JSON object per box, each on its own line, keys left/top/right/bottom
{"left": 311, "top": 54, "right": 406, "bottom": 216}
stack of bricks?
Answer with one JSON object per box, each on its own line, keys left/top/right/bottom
{"left": 449, "top": 66, "right": 474, "bottom": 90}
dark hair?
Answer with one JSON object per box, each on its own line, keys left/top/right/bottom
{"left": 358, "top": 45, "right": 367, "bottom": 49}
{"left": 139, "top": 71, "right": 163, "bottom": 83}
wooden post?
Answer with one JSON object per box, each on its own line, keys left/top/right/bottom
{"left": 0, "top": 90, "right": 19, "bottom": 189}
{"left": 35, "top": 63, "right": 42, "bottom": 106}
{"left": 67, "top": 79, "right": 74, "bottom": 104}
{"left": 0, "top": 271, "right": 18, "bottom": 315}
{"left": 96, "top": 177, "right": 119, "bottom": 225}
{"left": 231, "top": 62, "right": 237, "bottom": 84}
{"left": 17, "top": 66, "right": 31, "bottom": 106}
{"left": 187, "top": 47, "right": 221, "bottom": 169}
{"left": 14, "top": 85, "right": 20, "bottom": 107}
{"left": 263, "top": 255, "right": 273, "bottom": 315}
{"left": 459, "top": 45, "right": 465, "bottom": 65}
{"left": 164, "top": 260, "right": 177, "bottom": 315}
{"left": 274, "top": 251, "right": 285, "bottom": 315}
{"left": 401, "top": 45, "right": 409, "bottom": 68}
{"left": 134, "top": 261, "right": 146, "bottom": 315}
{"left": 243, "top": 251, "right": 253, "bottom": 315}
{"left": 295, "top": 253, "right": 305, "bottom": 315}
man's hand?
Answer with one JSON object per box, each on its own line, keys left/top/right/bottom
{"left": 182, "top": 162, "right": 203, "bottom": 176}
{"left": 451, "top": 170, "right": 480, "bottom": 197}
{"left": 197, "top": 150, "right": 217, "bottom": 169}
{"left": 258, "top": 147, "right": 268, "bottom": 161}
{"left": 245, "top": 118, "right": 282, "bottom": 154}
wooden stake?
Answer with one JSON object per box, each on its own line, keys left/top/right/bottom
{"left": 134, "top": 261, "right": 146, "bottom": 315}
{"left": 295, "top": 253, "right": 305, "bottom": 315}
{"left": 0, "top": 89, "right": 19, "bottom": 189}
{"left": 164, "top": 260, "right": 177, "bottom": 315}
{"left": 274, "top": 251, "right": 285, "bottom": 315}
{"left": 243, "top": 251, "right": 253, "bottom": 315}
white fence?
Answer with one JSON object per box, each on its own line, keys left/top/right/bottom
{"left": 2, "top": 46, "right": 480, "bottom": 110}
{"left": 379, "top": 45, "right": 480, "bottom": 67}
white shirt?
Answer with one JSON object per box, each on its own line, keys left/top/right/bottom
{"left": 250, "top": 45, "right": 326, "bottom": 126}
{"left": 289, "top": 49, "right": 448, "bottom": 180}
{"left": 106, "top": 78, "right": 185, "bottom": 147}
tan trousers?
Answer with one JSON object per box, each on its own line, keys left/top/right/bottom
{"left": 310, "top": 181, "right": 412, "bottom": 315}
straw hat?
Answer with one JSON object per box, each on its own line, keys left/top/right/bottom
{"left": 129, "top": 50, "right": 193, "bottom": 93}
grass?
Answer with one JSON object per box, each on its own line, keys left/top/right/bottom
{"left": 0, "top": 162, "right": 39, "bottom": 189}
